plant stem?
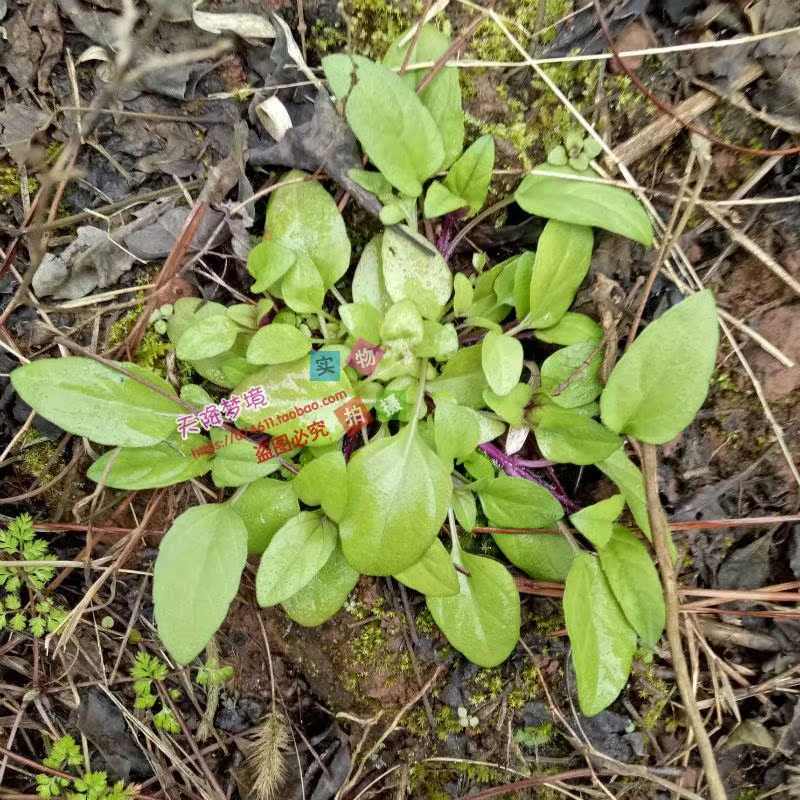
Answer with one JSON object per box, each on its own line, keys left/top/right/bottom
{"left": 557, "top": 519, "right": 582, "bottom": 554}
{"left": 641, "top": 443, "right": 726, "bottom": 800}
{"left": 447, "top": 508, "right": 464, "bottom": 570}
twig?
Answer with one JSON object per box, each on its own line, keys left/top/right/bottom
{"left": 641, "top": 444, "right": 726, "bottom": 800}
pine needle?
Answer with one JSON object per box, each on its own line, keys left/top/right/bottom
{"left": 243, "top": 712, "right": 292, "bottom": 800}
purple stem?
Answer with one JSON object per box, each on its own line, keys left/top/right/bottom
{"left": 479, "top": 442, "right": 580, "bottom": 512}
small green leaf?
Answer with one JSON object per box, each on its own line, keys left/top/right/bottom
{"left": 540, "top": 342, "right": 602, "bottom": 408}
{"left": 382, "top": 25, "right": 463, "bottom": 168}
{"left": 266, "top": 170, "right": 351, "bottom": 289}
{"left": 180, "top": 384, "right": 214, "bottom": 409}
{"left": 191, "top": 334, "right": 258, "bottom": 389}
{"left": 452, "top": 486, "right": 477, "bottom": 532}
{"left": 563, "top": 553, "right": 637, "bottom": 716}
{"left": 281, "top": 544, "right": 359, "bottom": 626}
{"left": 340, "top": 426, "right": 452, "bottom": 575}
{"left": 10, "top": 357, "right": 184, "bottom": 447}
{"left": 427, "top": 551, "right": 520, "bottom": 668}
{"left": 247, "top": 240, "right": 297, "bottom": 294}
{"left": 394, "top": 538, "right": 459, "bottom": 596}
{"left": 87, "top": 434, "right": 212, "bottom": 489}
{"left": 246, "top": 324, "right": 312, "bottom": 365}
{"left": 516, "top": 164, "right": 654, "bottom": 246}
{"left": 322, "top": 54, "right": 444, "bottom": 196}
{"left": 382, "top": 225, "right": 452, "bottom": 320}
{"left": 598, "top": 525, "right": 664, "bottom": 646}
{"left": 381, "top": 300, "right": 424, "bottom": 348}
{"left": 352, "top": 234, "right": 391, "bottom": 313}
{"left": 512, "top": 251, "right": 535, "bottom": 320}
{"left": 424, "top": 181, "right": 467, "bottom": 218}
{"left": 477, "top": 476, "right": 564, "bottom": 528}
{"left": 227, "top": 303, "right": 257, "bottom": 328}
{"left": 348, "top": 168, "right": 394, "bottom": 201}
{"left": 428, "top": 345, "right": 488, "bottom": 408}
{"left": 535, "top": 312, "right": 602, "bottom": 345}
{"left": 600, "top": 291, "right": 719, "bottom": 444}
{"left": 528, "top": 220, "right": 594, "bottom": 329}
{"left": 340, "top": 302, "right": 383, "bottom": 344}
{"left": 418, "top": 320, "right": 459, "bottom": 360}
{"left": 292, "top": 450, "right": 348, "bottom": 522}
{"left": 569, "top": 494, "right": 625, "bottom": 548}
{"left": 483, "top": 383, "right": 534, "bottom": 428}
{"left": 228, "top": 477, "right": 299, "bottom": 554}
{"left": 210, "top": 429, "right": 281, "bottom": 488}
{"left": 154, "top": 505, "right": 248, "bottom": 664}
{"left": 493, "top": 533, "right": 575, "bottom": 582}
{"left": 453, "top": 273, "right": 473, "bottom": 315}
{"left": 481, "top": 331, "right": 523, "bottom": 396}
{"left": 596, "top": 447, "right": 652, "bottom": 541}
{"left": 435, "top": 398, "right": 482, "bottom": 464}
{"left": 530, "top": 405, "right": 622, "bottom": 465}
{"left": 443, "top": 135, "right": 495, "bottom": 215}
{"left": 280, "top": 254, "right": 325, "bottom": 313}
{"left": 256, "top": 511, "right": 337, "bottom": 606}
{"left": 177, "top": 315, "right": 241, "bottom": 360}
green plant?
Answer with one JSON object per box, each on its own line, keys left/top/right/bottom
{"left": 36, "top": 735, "right": 135, "bottom": 800}
{"left": 129, "top": 652, "right": 180, "bottom": 733}
{"left": 0, "top": 514, "right": 66, "bottom": 635}
{"left": 10, "top": 25, "right": 719, "bottom": 718}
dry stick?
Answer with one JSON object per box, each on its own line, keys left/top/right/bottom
{"left": 641, "top": 444, "right": 726, "bottom": 800}
{"left": 607, "top": 64, "right": 764, "bottom": 168}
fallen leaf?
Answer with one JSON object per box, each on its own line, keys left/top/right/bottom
{"left": 611, "top": 22, "right": 650, "bottom": 73}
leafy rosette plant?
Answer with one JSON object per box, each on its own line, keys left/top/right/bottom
{"left": 11, "top": 25, "right": 719, "bottom": 717}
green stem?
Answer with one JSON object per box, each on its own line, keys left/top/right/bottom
{"left": 447, "top": 508, "right": 464, "bottom": 569}
{"left": 557, "top": 520, "right": 582, "bottom": 554}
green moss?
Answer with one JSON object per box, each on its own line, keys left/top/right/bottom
{"left": 414, "top": 607, "right": 436, "bottom": 636}
{"left": 0, "top": 166, "right": 39, "bottom": 204}
{"left": 409, "top": 760, "right": 516, "bottom": 798}
{"left": 350, "top": 622, "right": 387, "bottom": 666}
{"left": 18, "top": 431, "right": 62, "bottom": 484}
{"left": 433, "top": 705, "right": 463, "bottom": 741}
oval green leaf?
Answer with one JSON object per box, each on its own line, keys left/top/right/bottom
{"left": 394, "top": 538, "right": 459, "bottom": 597}
{"left": 530, "top": 405, "right": 622, "bottom": 465}
{"left": 246, "top": 324, "right": 312, "bottom": 365}
{"left": 427, "top": 551, "right": 520, "bottom": 668}
{"left": 153, "top": 504, "right": 248, "bottom": 664}
{"left": 481, "top": 331, "right": 523, "bottom": 396}
{"left": 600, "top": 290, "right": 719, "bottom": 444}
{"left": 228, "top": 477, "right": 299, "bottom": 554}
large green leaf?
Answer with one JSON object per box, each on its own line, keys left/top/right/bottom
{"left": 281, "top": 544, "right": 359, "bottom": 627}
{"left": 540, "top": 342, "right": 602, "bottom": 408}
{"left": 11, "top": 357, "right": 184, "bottom": 447}
{"left": 153, "top": 504, "right": 248, "bottom": 664}
{"left": 427, "top": 551, "right": 520, "bottom": 667}
{"left": 235, "top": 350, "right": 352, "bottom": 445}
{"left": 339, "top": 426, "right": 452, "bottom": 575}
{"left": 600, "top": 291, "right": 718, "bottom": 444}
{"left": 381, "top": 226, "right": 452, "bottom": 320}
{"left": 481, "top": 331, "right": 523, "bottom": 396}
{"left": 228, "top": 477, "right": 299, "bottom": 554}
{"left": 210, "top": 428, "right": 281, "bottom": 488}
{"left": 383, "top": 24, "right": 464, "bottom": 168}
{"left": 87, "top": 433, "right": 212, "bottom": 489}
{"left": 528, "top": 221, "right": 593, "bottom": 329}
{"left": 530, "top": 405, "right": 622, "bottom": 465}
{"left": 322, "top": 54, "right": 444, "bottom": 196}
{"left": 477, "top": 476, "right": 564, "bottom": 528}
{"left": 516, "top": 164, "right": 654, "bottom": 246}
{"left": 596, "top": 447, "right": 652, "bottom": 541}
{"left": 563, "top": 553, "right": 637, "bottom": 716}
{"left": 256, "top": 511, "right": 337, "bottom": 606}
{"left": 292, "top": 450, "right": 348, "bottom": 522}
{"left": 266, "top": 169, "right": 351, "bottom": 288}
{"left": 394, "top": 538, "right": 459, "bottom": 597}
{"left": 493, "top": 533, "right": 575, "bottom": 582}
{"left": 598, "top": 525, "right": 664, "bottom": 646}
